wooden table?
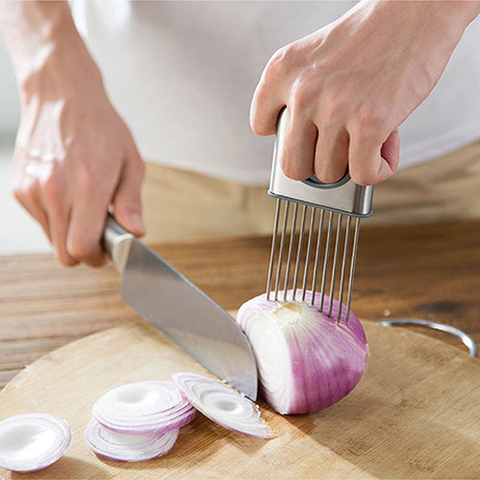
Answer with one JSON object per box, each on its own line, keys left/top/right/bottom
{"left": 1, "top": 221, "right": 479, "bottom": 390}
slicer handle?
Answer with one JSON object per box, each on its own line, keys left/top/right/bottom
{"left": 103, "top": 214, "right": 134, "bottom": 274}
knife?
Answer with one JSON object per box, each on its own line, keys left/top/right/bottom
{"left": 103, "top": 215, "right": 258, "bottom": 400}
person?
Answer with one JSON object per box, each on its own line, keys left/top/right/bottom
{"left": 1, "top": 1, "right": 479, "bottom": 268}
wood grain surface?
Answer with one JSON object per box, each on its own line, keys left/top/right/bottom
{"left": 0, "top": 318, "right": 479, "bottom": 479}
{"left": 1, "top": 220, "right": 479, "bottom": 390}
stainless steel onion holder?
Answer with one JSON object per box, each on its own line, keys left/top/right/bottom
{"left": 266, "top": 109, "right": 374, "bottom": 323}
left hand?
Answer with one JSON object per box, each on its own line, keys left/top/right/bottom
{"left": 250, "top": 0, "right": 480, "bottom": 186}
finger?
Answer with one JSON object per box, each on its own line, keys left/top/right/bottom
{"left": 349, "top": 130, "right": 400, "bottom": 186}
{"left": 279, "top": 112, "right": 316, "bottom": 181}
{"left": 112, "top": 146, "right": 146, "bottom": 237}
{"left": 313, "top": 127, "right": 349, "bottom": 184}
{"left": 12, "top": 179, "right": 52, "bottom": 242}
{"left": 380, "top": 130, "right": 400, "bottom": 171}
{"left": 21, "top": 201, "right": 52, "bottom": 243}
{"left": 48, "top": 208, "right": 79, "bottom": 267}
{"left": 66, "top": 193, "right": 110, "bottom": 268}
{"left": 250, "top": 58, "right": 286, "bottom": 136}
{"left": 41, "top": 176, "right": 78, "bottom": 267}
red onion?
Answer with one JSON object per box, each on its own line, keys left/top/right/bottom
{"left": 0, "top": 414, "right": 71, "bottom": 472}
{"left": 92, "top": 381, "right": 196, "bottom": 434}
{"left": 237, "top": 290, "right": 368, "bottom": 414}
{"left": 85, "top": 418, "right": 178, "bottom": 462}
{"left": 173, "top": 372, "right": 275, "bottom": 439}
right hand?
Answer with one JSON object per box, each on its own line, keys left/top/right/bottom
{"left": 250, "top": 1, "right": 480, "bottom": 186}
{"left": 11, "top": 62, "right": 145, "bottom": 267}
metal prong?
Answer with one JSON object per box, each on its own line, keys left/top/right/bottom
{"left": 292, "top": 204, "right": 308, "bottom": 301}
{"left": 328, "top": 214, "right": 343, "bottom": 317}
{"left": 310, "top": 209, "right": 325, "bottom": 306}
{"left": 320, "top": 211, "right": 334, "bottom": 311}
{"left": 346, "top": 217, "right": 361, "bottom": 323}
{"left": 337, "top": 216, "right": 352, "bottom": 322}
{"left": 266, "top": 199, "right": 281, "bottom": 300}
{"left": 283, "top": 203, "right": 298, "bottom": 301}
{"left": 301, "top": 208, "right": 316, "bottom": 301}
{"left": 274, "top": 201, "right": 290, "bottom": 301}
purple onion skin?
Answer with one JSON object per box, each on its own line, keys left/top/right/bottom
{"left": 237, "top": 290, "right": 368, "bottom": 415}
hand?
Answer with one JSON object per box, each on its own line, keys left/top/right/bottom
{"left": 251, "top": 1, "right": 480, "bottom": 185}
{"left": 11, "top": 56, "right": 145, "bottom": 267}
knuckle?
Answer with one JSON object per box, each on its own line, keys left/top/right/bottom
{"left": 250, "top": 118, "right": 264, "bottom": 136}
{"left": 353, "top": 105, "right": 389, "bottom": 134}
{"left": 87, "top": 255, "right": 108, "bottom": 269}
{"left": 56, "top": 252, "right": 78, "bottom": 267}
{"left": 11, "top": 182, "right": 24, "bottom": 203}
{"left": 67, "top": 236, "right": 98, "bottom": 261}
{"left": 13, "top": 181, "right": 37, "bottom": 206}
{"left": 350, "top": 169, "right": 377, "bottom": 186}
{"left": 266, "top": 47, "right": 286, "bottom": 72}
{"left": 318, "top": 96, "right": 345, "bottom": 126}
{"left": 291, "top": 87, "right": 311, "bottom": 111}
{"left": 22, "top": 183, "right": 37, "bottom": 204}
{"left": 281, "top": 161, "right": 313, "bottom": 181}
{"left": 77, "top": 167, "right": 96, "bottom": 196}
{"left": 290, "top": 77, "right": 323, "bottom": 116}
{"left": 263, "top": 45, "right": 292, "bottom": 83}
{"left": 41, "top": 165, "right": 63, "bottom": 204}
{"left": 316, "top": 169, "right": 344, "bottom": 184}
{"left": 314, "top": 155, "right": 346, "bottom": 184}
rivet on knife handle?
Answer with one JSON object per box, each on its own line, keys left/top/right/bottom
{"left": 103, "top": 214, "right": 134, "bottom": 274}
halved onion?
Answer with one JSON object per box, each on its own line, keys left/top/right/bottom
{"left": 85, "top": 418, "right": 178, "bottom": 462}
{"left": 237, "top": 290, "right": 368, "bottom": 414}
{"left": 92, "top": 381, "right": 196, "bottom": 434}
{"left": 172, "top": 372, "right": 275, "bottom": 439}
{"left": 0, "top": 414, "right": 71, "bottom": 472}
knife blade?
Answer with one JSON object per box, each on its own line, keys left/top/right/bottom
{"left": 103, "top": 215, "right": 258, "bottom": 400}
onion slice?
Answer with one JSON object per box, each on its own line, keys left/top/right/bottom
{"left": 92, "top": 381, "right": 196, "bottom": 434}
{"left": 172, "top": 372, "right": 275, "bottom": 439}
{"left": 85, "top": 418, "right": 178, "bottom": 462}
{"left": 0, "top": 414, "right": 71, "bottom": 472}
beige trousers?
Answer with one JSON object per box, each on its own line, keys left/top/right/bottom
{"left": 142, "top": 140, "right": 480, "bottom": 244}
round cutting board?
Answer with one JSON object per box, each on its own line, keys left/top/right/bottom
{"left": 0, "top": 318, "right": 479, "bottom": 479}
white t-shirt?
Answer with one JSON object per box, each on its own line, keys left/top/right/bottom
{"left": 70, "top": 1, "right": 480, "bottom": 185}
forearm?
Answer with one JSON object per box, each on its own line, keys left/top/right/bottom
{"left": 0, "top": 1, "right": 103, "bottom": 101}
{"left": 436, "top": 0, "right": 480, "bottom": 27}
{"left": 349, "top": 1, "right": 480, "bottom": 41}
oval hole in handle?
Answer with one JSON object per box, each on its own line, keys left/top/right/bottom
{"left": 301, "top": 172, "right": 351, "bottom": 190}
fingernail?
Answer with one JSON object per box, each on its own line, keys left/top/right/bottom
{"left": 130, "top": 213, "right": 145, "bottom": 235}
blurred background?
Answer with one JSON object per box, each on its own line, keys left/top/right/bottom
{"left": 0, "top": 36, "right": 51, "bottom": 254}
{"left": 1, "top": 4, "right": 479, "bottom": 256}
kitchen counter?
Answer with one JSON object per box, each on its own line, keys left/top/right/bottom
{"left": 1, "top": 220, "right": 479, "bottom": 390}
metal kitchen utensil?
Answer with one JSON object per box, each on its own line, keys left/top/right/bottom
{"left": 379, "top": 318, "right": 478, "bottom": 357}
{"left": 103, "top": 215, "right": 258, "bottom": 400}
{"left": 266, "top": 108, "right": 374, "bottom": 323}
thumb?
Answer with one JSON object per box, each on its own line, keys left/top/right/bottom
{"left": 381, "top": 130, "right": 400, "bottom": 172}
{"left": 349, "top": 129, "right": 400, "bottom": 186}
{"left": 113, "top": 151, "right": 146, "bottom": 237}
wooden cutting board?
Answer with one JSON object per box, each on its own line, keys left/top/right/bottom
{"left": 0, "top": 318, "right": 479, "bottom": 480}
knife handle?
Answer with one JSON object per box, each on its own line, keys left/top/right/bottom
{"left": 103, "top": 214, "right": 134, "bottom": 274}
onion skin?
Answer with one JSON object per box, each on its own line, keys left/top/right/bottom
{"left": 237, "top": 290, "right": 368, "bottom": 415}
